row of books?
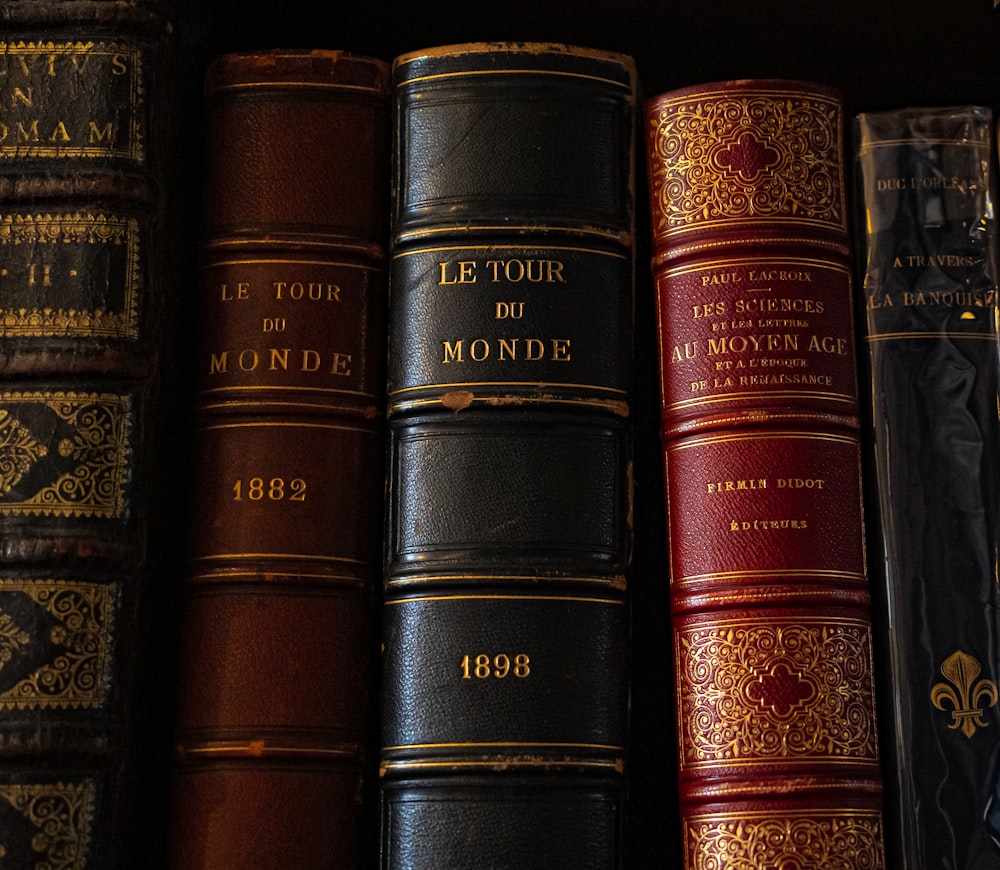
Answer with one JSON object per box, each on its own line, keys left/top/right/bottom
{"left": 0, "top": 4, "right": 998, "bottom": 870}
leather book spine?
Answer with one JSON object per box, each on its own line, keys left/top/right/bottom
{"left": 381, "top": 43, "right": 636, "bottom": 869}
{"left": 168, "top": 50, "right": 390, "bottom": 869}
{"left": 0, "top": 5, "right": 178, "bottom": 867}
{"left": 855, "top": 107, "right": 1000, "bottom": 870}
{"left": 645, "top": 80, "right": 886, "bottom": 869}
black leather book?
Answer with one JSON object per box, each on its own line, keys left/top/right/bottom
{"left": 855, "top": 106, "right": 1000, "bottom": 869}
{"left": 381, "top": 42, "right": 637, "bottom": 869}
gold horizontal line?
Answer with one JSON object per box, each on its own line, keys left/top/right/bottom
{"left": 381, "top": 758, "right": 623, "bottom": 773}
{"left": 688, "top": 804, "right": 882, "bottom": 818}
{"left": 679, "top": 614, "right": 871, "bottom": 629}
{"left": 662, "top": 256, "right": 849, "bottom": 277}
{"left": 384, "top": 594, "right": 622, "bottom": 605}
{"left": 670, "top": 430, "right": 857, "bottom": 448}
{"left": 200, "top": 421, "right": 371, "bottom": 433}
{"left": 659, "top": 216, "right": 847, "bottom": 239}
{"left": 382, "top": 740, "right": 624, "bottom": 752}
{"left": 684, "top": 756, "right": 874, "bottom": 772}
{"left": 192, "top": 553, "right": 368, "bottom": 566}
{"left": 199, "top": 384, "right": 378, "bottom": 398}
{"left": 390, "top": 397, "right": 628, "bottom": 414}
{"left": 659, "top": 86, "right": 838, "bottom": 107}
{"left": 390, "top": 380, "right": 625, "bottom": 397}
{"left": 674, "top": 569, "right": 865, "bottom": 583}
{"left": 858, "top": 137, "right": 988, "bottom": 154}
{"left": 199, "top": 404, "right": 377, "bottom": 416}
{"left": 204, "top": 256, "right": 376, "bottom": 269}
{"left": 0, "top": 42, "right": 135, "bottom": 54}
{"left": 668, "top": 391, "right": 854, "bottom": 410}
{"left": 212, "top": 80, "right": 384, "bottom": 95}
{"left": 187, "top": 571, "right": 363, "bottom": 582}
{"left": 180, "top": 743, "right": 357, "bottom": 758}
{"left": 867, "top": 331, "right": 997, "bottom": 342}
{"left": 397, "top": 66, "right": 630, "bottom": 91}
{"left": 386, "top": 574, "right": 622, "bottom": 586}
{"left": 393, "top": 243, "right": 627, "bottom": 258}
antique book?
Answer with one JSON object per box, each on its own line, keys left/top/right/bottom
{"left": 645, "top": 80, "right": 886, "bottom": 868}
{"left": 381, "top": 43, "right": 636, "bottom": 869}
{"left": 168, "top": 50, "right": 390, "bottom": 868}
{"left": 0, "top": 2, "right": 183, "bottom": 866}
{"left": 855, "top": 107, "right": 1000, "bottom": 870}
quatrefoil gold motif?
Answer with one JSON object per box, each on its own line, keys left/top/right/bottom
{"left": 717, "top": 131, "right": 780, "bottom": 184}
{"left": 747, "top": 662, "right": 815, "bottom": 717}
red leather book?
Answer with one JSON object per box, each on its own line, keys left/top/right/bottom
{"left": 0, "top": 3, "right": 182, "bottom": 866}
{"left": 168, "top": 50, "right": 390, "bottom": 869}
{"left": 645, "top": 80, "right": 886, "bottom": 868}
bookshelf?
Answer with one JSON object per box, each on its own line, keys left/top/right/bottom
{"left": 147, "top": 1, "right": 1000, "bottom": 867}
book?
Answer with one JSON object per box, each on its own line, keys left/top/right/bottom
{"left": 0, "top": 2, "right": 182, "bottom": 866}
{"left": 855, "top": 106, "right": 1000, "bottom": 870}
{"left": 167, "top": 49, "right": 390, "bottom": 868}
{"left": 645, "top": 79, "right": 886, "bottom": 868}
{"left": 380, "top": 42, "right": 636, "bottom": 869}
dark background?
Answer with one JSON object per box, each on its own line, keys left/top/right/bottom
{"left": 149, "top": 2, "right": 1000, "bottom": 867}
{"left": 195, "top": 0, "right": 1000, "bottom": 112}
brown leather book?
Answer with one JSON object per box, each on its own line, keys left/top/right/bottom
{"left": 645, "top": 79, "right": 886, "bottom": 868}
{"left": 0, "top": 3, "right": 183, "bottom": 866}
{"left": 168, "top": 50, "right": 390, "bottom": 869}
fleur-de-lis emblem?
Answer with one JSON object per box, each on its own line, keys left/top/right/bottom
{"left": 930, "top": 649, "right": 999, "bottom": 738}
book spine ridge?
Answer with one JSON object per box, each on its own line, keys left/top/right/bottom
{"left": 168, "top": 50, "right": 390, "bottom": 870}
{"left": 646, "top": 78, "right": 886, "bottom": 869}
{"left": 381, "top": 43, "right": 636, "bottom": 869}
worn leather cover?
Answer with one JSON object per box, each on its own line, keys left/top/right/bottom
{"left": 646, "top": 80, "right": 886, "bottom": 869}
{"left": 169, "top": 50, "right": 390, "bottom": 869}
{"left": 856, "top": 107, "right": 1000, "bottom": 870}
{"left": 0, "top": 3, "right": 178, "bottom": 867}
{"left": 381, "top": 42, "right": 636, "bottom": 868}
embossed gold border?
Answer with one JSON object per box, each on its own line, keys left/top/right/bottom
{"left": 0, "top": 41, "right": 144, "bottom": 161}
{"left": 0, "top": 391, "right": 131, "bottom": 518}
{"left": 0, "top": 214, "right": 141, "bottom": 339}
{"left": 684, "top": 808, "right": 885, "bottom": 870}
{"left": 0, "top": 578, "right": 116, "bottom": 710}
{"left": 0, "top": 780, "right": 96, "bottom": 868}
{"left": 675, "top": 614, "right": 878, "bottom": 769}
{"left": 648, "top": 85, "right": 846, "bottom": 238}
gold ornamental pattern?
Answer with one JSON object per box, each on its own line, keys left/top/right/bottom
{"left": 676, "top": 617, "right": 878, "bottom": 768}
{"left": 0, "top": 392, "right": 131, "bottom": 519}
{"left": 648, "top": 87, "right": 846, "bottom": 238}
{"left": 0, "top": 214, "right": 140, "bottom": 340}
{"left": 0, "top": 580, "right": 116, "bottom": 710}
{"left": 686, "top": 811, "right": 885, "bottom": 870}
{"left": 0, "top": 409, "right": 47, "bottom": 494}
{"left": 0, "top": 781, "right": 95, "bottom": 870}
